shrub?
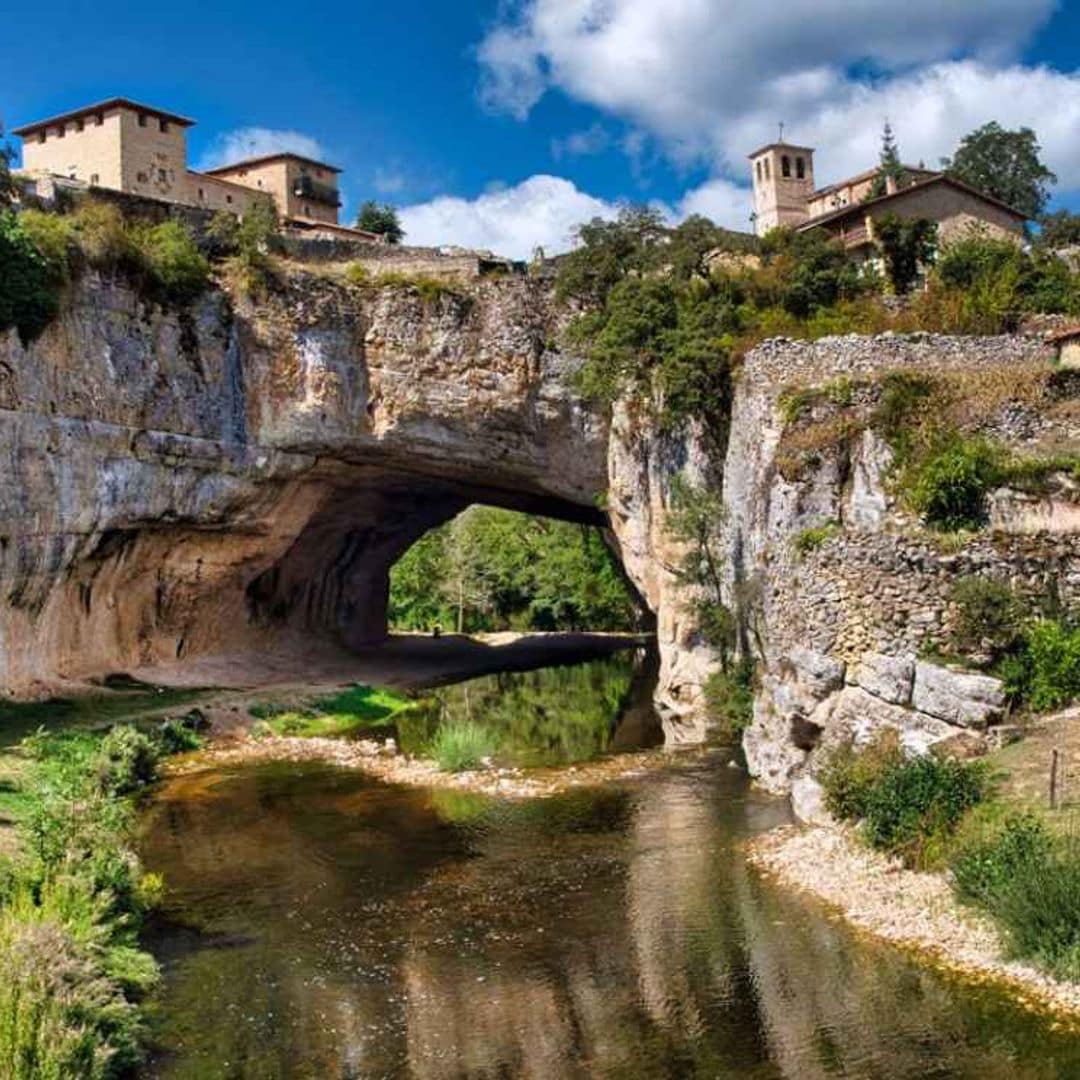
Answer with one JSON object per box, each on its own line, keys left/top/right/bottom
{"left": 874, "top": 214, "right": 937, "bottom": 295}
{"left": 794, "top": 521, "right": 841, "bottom": 555}
{"left": 70, "top": 201, "right": 141, "bottom": 274}
{"left": 904, "top": 434, "right": 1002, "bottom": 531}
{"left": 0, "top": 211, "right": 62, "bottom": 344}
{"left": 704, "top": 661, "right": 755, "bottom": 742}
{"left": 1020, "top": 619, "right": 1080, "bottom": 712}
{"left": 17, "top": 209, "right": 77, "bottom": 283}
{"left": 92, "top": 726, "right": 160, "bottom": 797}
{"left": 345, "top": 261, "right": 370, "bottom": 285}
{"left": 821, "top": 730, "right": 987, "bottom": 867}
{"left": 949, "top": 810, "right": 1052, "bottom": 906}
{"left": 949, "top": 575, "right": 1024, "bottom": 660}
{"left": 156, "top": 718, "right": 203, "bottom": 755}
{"left": 430, "top": 721, "right": 497, "bottom": 772}
{"left": 820, "top": 729, "right": 904, "bottom": 823}
{"left": 993, "top": 843, "right": 1080, "bottom": 980}
{"left": 137, "top": 220, "right": 210, "bottom": 304}
{"left": 859, "top": 752, "right": 987, "bottom": 866}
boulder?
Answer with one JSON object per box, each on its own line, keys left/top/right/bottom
{"left": 911, "top": 662, "right": 1005, "bottom": 730}
{"left": 848, "top": 652, "right": 915, "bottom": 705}
{"left": 786, "top": 647, "right": 846, "bottom": 700}
{"left": 791, "top": 774, "right": 835, "bottom": 827}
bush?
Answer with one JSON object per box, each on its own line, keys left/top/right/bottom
{"left": 820, "top": 729, "right": 905, "bottom": 823}
{"left": 821, "top": 730, "right": 987, "bottom": 866}
{"left": 949, "top": 575, "right": 1024, "bottom": 660}
{"left": 70, "top": 201, "right": 141, "bottom": 274}
{"left": 92, "top": 726, "right": 160, "bottom": 797}
{"left": 17, "top": 209, "right": 77, "bottom": 283}
{"left": 704, "top": 661, "right": 755, "bottom": 742}
{"left": 430, "top": 721, "right": 497, "bottom": 772}
{"left": 904, "top": 434, "right": 1002, "bottom": 531}
{"left": 860, "top": 752, "right": 987, "bottom": 866}
{"left": 136, "top": 219, "right": 210, "bottom": 304}
{"left": 949, "top": 810, "right": 1052, "bottom": 906}
{"left": 1018, "top": 619, "right": 1080, "bottom": 711}
{"left": 794, "top": 521, "right": 840, "bottom": 555}
{"left": 0, "top": 211, "right": 63, "bottom": 344}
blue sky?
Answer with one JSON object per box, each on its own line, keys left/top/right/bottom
{"left": 4, "top": 1, "right": 1080, "bottom": 257}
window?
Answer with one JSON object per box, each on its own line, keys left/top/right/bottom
{"left": 157, "top": 168, "right": 167, "bottom": 183}
{"left": 198, "top": 187, "right": 205, "bottom": 200}
{"left": 95, "top": 112, "right": 104, "bottom": 126}
{"left": 137, "top": 171, "right": 148, "bottom": 182}
{"left": 755, "top": 160, "right": 762, "bottom": 183}
{"left": 56, "top": 125, "right": 65, "bottom": 139}
{"left": 90, "top": 173, "right": 99, "bottom": 185}
{"left": 764, "top": 158, "right": 770, "bottom": 180}
{"left": 159, "top": 119, "right": 169, "bottom": 133}
{"left": 38, "top": 131, "right": 46, "bottom": 144}
{"left": 75, "top": 118, "right": 84, "bottom": 133}
{"left": 796, "top": 157, "right": 805, "bottom": 179}
{"left": 226, "top": 195, "right": 233, "bottom": 204}
{"left": 782, "top": 155, "right": 791, "bottom": 178}
{"left": 137, "top": 113, "right": 147, "bottom": 127}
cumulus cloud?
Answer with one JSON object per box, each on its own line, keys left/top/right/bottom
{"left": 399, "top": 174, "right": 623, "bottom": 258}
{"left": 476, "top": 0, "right": 1080, "bottom": 192}
{"left": 196, "top": 127, "right": 328, "bottom": 171}
{"left": 676, "top": 177, "right": 754, "bottom": 232}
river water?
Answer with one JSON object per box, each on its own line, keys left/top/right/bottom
{"left": 139, "top": 654, "right": 1080, "bottom": 1078}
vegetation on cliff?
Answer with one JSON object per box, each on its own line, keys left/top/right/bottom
{"left": 388, "top": 506, "right": 639, "bottom": 634}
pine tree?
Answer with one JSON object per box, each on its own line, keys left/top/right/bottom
{"left": 867, "top": 122, "right": 907, "bottom": 199}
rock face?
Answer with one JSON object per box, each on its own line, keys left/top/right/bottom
{"left": 3, "top": 271, "right": 1078, "bottom": 781}
{"left": 723, "top": 332, "right": 1080, "bottom": 807}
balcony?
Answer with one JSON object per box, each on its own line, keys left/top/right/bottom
{"left": 293, "top": 174, "right": 341, "bottom": 208}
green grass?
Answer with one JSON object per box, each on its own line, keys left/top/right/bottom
{"left": 0, "top": 718, "right": 203, "bottom": 1076}
{"left": 430, "top": 720, "right": 498, "bottom": 772}
{"left": 793, "top": 521, "right": 841, "bottom": 556}
{"left": 249, "top": 683, "right": 415, "bottom": 738}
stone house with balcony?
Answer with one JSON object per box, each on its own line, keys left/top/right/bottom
{"left": 13, "top": 97, "right": 380, "bottom": 240}
{"left": 747, "top": 140, "right": 1026, "bottom": 256}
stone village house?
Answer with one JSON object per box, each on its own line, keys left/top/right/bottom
{"left": 747, "top": 140, "right": 1027, "bottom": 256}
{"left": 13, "top": 97, "right": 381, "bottom": 241}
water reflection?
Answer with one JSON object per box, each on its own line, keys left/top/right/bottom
{"left": 141, "top": 758, "right": 1080, "bottom": 1078}
{"left": 399, "top": 649, "right": 663, "bottom": 767}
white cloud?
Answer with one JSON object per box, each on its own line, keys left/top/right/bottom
{"left": 399, "top": 174, "right": 622, "bottom": 258}
{"left": 196, "top": 127, "right": 328, "bottom": 171}
{"left": 373, "top": 166, "right": 407, "bottom": 195}
{"left": 476, "top": 1, "right": 1080, "bottom": 194}
{"left": 397, "top": 171, "right": 756, "bottom": 258}
{"left": 676, "top": 178, "right": 753, "bottom": 232}
{"left": 551, "top": 122, "right": 611, "bottom": 159}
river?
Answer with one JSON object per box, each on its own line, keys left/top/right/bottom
{"left": 138, "top": 653, "right": 1080, "bottom": 1078}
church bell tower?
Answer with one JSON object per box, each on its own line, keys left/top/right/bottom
{"left": 748, "top": 140, "right": 815, "bottom": 236}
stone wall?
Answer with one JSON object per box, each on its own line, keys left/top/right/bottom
{"left": 724, "top": 333, "right": 1080, "bottom": 807}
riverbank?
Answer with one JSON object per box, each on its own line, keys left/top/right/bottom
{"left": 748, "top": 823, "right": 1080, "bottom": 1021}
{"left": 170, "top": 731, "right": 721, "bottom": 799}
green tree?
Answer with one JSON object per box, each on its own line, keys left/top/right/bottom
{"left": 0, "top": 134, "right": 15, "bottom": 207}
{"left": 867, "top": 122, "right": 907, "bottom": 199}
{"left": 874, "top": 214, "right": 937, "bottom": 294}
{"left": 356, "top": 201, "right": 404, "bottom": 244}
{"left": 943, "top": 122, "right": 1057, "bottom": 219}
{"left": 1038, "top": 209, "right": 1080, "bottom": 249}
{"left": 555, "top": 205, "right": 666, "bottom": 306}
{"left": 0, "top": 211, "right": 61, "bottom": 344}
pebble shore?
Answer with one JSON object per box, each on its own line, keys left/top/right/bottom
{"left": 748, "top": 824, "right": 1080, "bottom": 1020}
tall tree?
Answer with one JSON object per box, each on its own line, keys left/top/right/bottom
{"left": 356, "top": 201, "right": 404, "bottom": 244}
{"left": 867, "top": 122, "right": 907, "bottom": 199}
{"left": 942, "top": 122, "right": 1056, "bottom": 219}
{"left": 1038, "top": 209, "right": 1080, "bottom": 250}
{"left": 0, "top": 131, "right": 15, "bottom": 207}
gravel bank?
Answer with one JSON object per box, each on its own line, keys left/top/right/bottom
{"left": 170, "top": 733, "right": 718, "bottom": 800}
{"left": 748, "top": 825, "right": 1080, "bottom": 1020}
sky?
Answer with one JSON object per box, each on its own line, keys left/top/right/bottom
{"left": 4, "top": 0, "right": 1080, "bottom": 258}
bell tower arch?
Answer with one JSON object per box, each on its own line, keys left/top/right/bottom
{"left": 748, "top": 142, "right": 815, "bottom": 236}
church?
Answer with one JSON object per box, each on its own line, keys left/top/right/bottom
{"left": 748, "top": 139, "right": 1027, "bottom": 255}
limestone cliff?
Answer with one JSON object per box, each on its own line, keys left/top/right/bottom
{"left": 722, "top": 333, "right": 1080, "bottom": 813}
{"left": 5, "top": 269, "right": 1078, "bottom": 780}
